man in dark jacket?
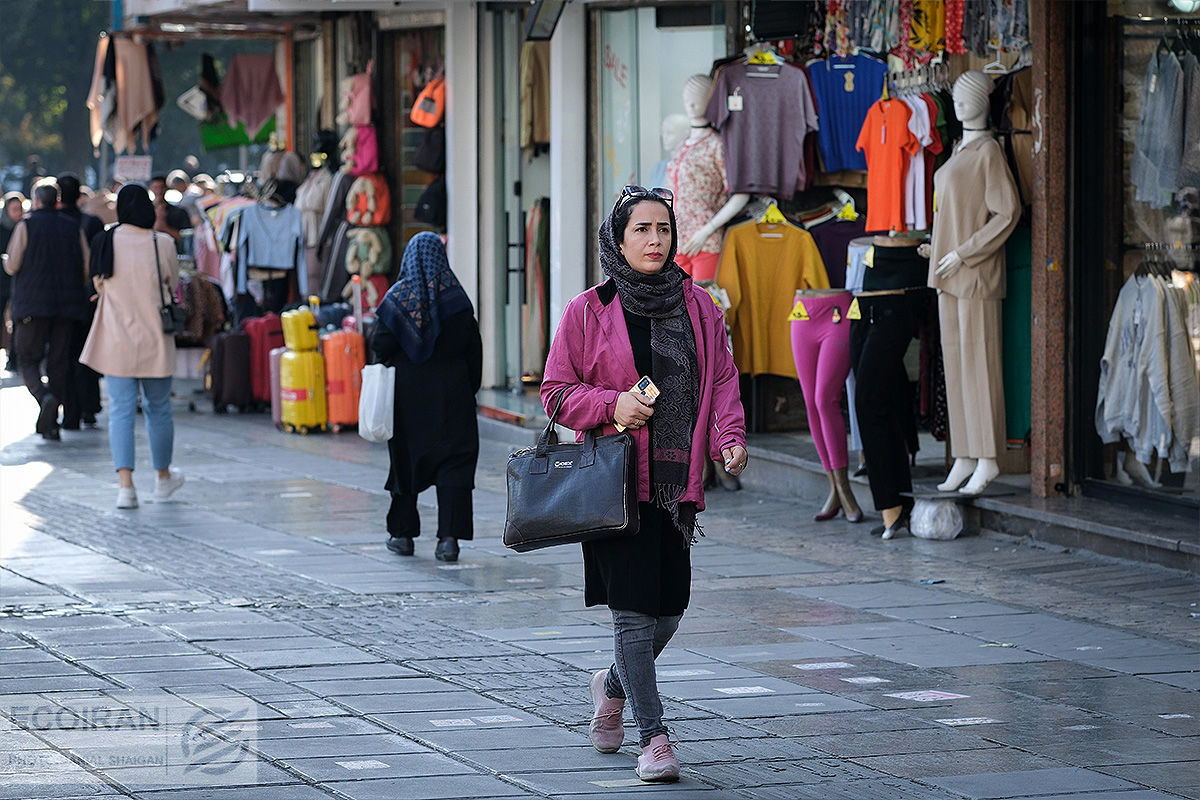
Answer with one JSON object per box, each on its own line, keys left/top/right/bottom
{"left": 3, "top": 180, "right": 90, "bottom": 440}
{"left": 58, "top": 174, "right": 105, "bottom": 429}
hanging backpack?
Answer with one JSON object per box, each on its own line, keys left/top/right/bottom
{"left": 410, "top": 74, "right": 446, "bottom": 128}
{"left": 345, "top": 174, "right": 391, "bottom": 227}
{"left": 413, "top": 177, "right": 446, "bottom": 228}
{"left": 344, "top": 227, "right": 393, "bottom": 278}
{"left": 413, "top": 126, "right": 446, "bottom": 174}
{"left": 340, "top": 125, "right": 379, "bottom": 176}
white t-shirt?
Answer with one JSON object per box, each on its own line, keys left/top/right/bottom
{"left": 902, "top": 95, "right": 933, "bottom": 231}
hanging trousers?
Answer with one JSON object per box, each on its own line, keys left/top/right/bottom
{"left": 938, "top": 292, "right": 1005, "bottom": 460}
{"left": 790, "top": 292, "right": 853, "bottom": 471}
{"left": 850, "top": 293, "right": 918, "bottom": 510}
{"left": 387, "top": 485, "right": 474, "bottom": 540}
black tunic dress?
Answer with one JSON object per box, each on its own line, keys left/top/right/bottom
{"left": 582, "top": 283, "right": 693, "bottom": 618}
{"left": 371, "top": 309, "right": 483, "bottom": 497}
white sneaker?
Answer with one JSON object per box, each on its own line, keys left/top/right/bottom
{"left": 154, "top": 469, "right": 185, "bottom": 501}
{"left": 116, "top": 487, "right": 138, "bottom": 509}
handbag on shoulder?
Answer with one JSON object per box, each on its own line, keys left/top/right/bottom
{"left": 503, "top": 389, "right": 640, "bottom": 552}
{"left": 152, "top": 235, "right": 186, "bottom": 334}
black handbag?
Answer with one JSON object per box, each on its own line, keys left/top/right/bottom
{"left": 152, "top": 234, "right": 186, "bottom": 334}
{"left": 503, "top": 389, "right": 640, "bottom": 552}
{"left": 413, "top": 126, "right": 445, "bottom": 174}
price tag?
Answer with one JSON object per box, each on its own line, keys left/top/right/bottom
{"left": 727, "top": 90, "right": 743, "bottom": 112}
{"left": 848, "top": 298, "right": 862, "bottom": 320}
{"left": 787, "top": 299, "right": 810, "bottom": 321}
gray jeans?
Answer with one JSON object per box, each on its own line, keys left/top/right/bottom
{"left": 604, "top": 609, "right": 683, "bottom": 746}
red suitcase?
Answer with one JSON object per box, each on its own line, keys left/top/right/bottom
{"left": 321, "top": 330, "right": 365, "bottom": 432}
{"left": 243, "top": 313, "right": 284, "bottom": 405}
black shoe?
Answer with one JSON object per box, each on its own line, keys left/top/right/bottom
{"left": 870, "top": 523, "right": 886, "bottom": 537}
{"left": 386, "top": 536, "right": 414, "bottom": 556}
{"left": 82, "top": 413, "right": 97, "bottom": 426}
{"left": 853, "top": 464, "right": 868, "bottom": 478}
{"left": 435, "top": 538, "right": 459, "bottom": 562}
{"left": 41, "top": 428, "right": 61, "bottom": 441}
{"left": 61, "top": 421, "right": 81, "bottom": 431}
{"left": 35, "top": 394, "right": 60, "bottom": 435}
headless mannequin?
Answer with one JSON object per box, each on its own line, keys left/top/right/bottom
{"left": 677, "top": 75, "right": 749, "bottom": 257}
{"left": 931, "top": 71, "right": 1019, "bottom": 495}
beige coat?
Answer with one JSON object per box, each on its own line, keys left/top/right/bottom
{"left": 81, "top": 228, "right": 178, "bottom": 378}
{"left": 928, "top": 136, "right": 1020, "bottom": 299}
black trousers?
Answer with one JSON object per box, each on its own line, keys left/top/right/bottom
{"left": 63, "top": 318, "right": 101, "bottom": 428}
{"left": 15, "top": 316, "right": 73, "bottom": 411}
{"left": 387, "top": 485, "right": 474, "bottom": 540}
{"left": 850, "top": 294, "right": 918, "bottom": 511}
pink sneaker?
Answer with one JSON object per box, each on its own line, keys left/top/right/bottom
{"left": 588, "top": 669, "right": 624, "bottom": 753}
{"left": 636, "top": 734, "right": 680, "bottom": 782}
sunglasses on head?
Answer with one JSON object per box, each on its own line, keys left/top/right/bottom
{"left": 615, "top": 185, "right": 674, "bottom": 210}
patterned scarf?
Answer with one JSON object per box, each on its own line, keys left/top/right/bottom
{"left": 598, "top": 205, "right": 700, "bottom": 546}
{"left": 377, "top": 232, "right": 473, "bottom": 364}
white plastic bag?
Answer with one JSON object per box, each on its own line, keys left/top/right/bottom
{"left": 358, "top": 364, "right": 395, "bottom": 442}
{"left": 910, "top": 499, "right": 964, "bottom": 540}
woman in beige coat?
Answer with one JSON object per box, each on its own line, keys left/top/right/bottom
{"left": 81, "top": 185, "right": 184, "bottom": 509}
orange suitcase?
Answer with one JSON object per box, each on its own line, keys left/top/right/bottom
{"left": 321, "top": 330, "right": 365, "bottom": 432}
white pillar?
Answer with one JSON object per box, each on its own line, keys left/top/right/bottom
{"left": 548, "top": 1, "right": 587, "bottom": 335}
{"left": 476, "top": 10, "right": 502, "bottom": 388}
{"left": 445, "top": 1, "right": 480, "bottom": 310}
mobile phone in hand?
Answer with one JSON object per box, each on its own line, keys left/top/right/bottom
{"left": 615, "top": 376, "right": 659, "bottom": 432}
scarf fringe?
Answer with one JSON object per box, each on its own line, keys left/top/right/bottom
{"left": 652, "top": 483, "right": 702, "bottom": 548}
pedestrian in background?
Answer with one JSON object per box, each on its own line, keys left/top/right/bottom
{"left": 3, "top": 179, "right": 90, "bottom": 440}
{"left": 372, "top": 232, "right": 481, "bottom": 563}
{"left": 58, "top": 173, "right": 104, "bottom": 430}
{"left": 80, "top": 184, "right": 184, "bottom": 509}
{"left": 540, "top": 185, "right": 747, "bottom": 783}
{"left": 0, "top": 192, "right": 25, "bottom": 372}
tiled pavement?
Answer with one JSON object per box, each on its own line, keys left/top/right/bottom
{"left": 0, "top": 379, "right": 1197, "bottom": 799}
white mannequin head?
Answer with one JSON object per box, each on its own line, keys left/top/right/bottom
{"left": 660, "top": 114, "right": 690, "bottom": 153}
{"left": 952, "top": 70, "right": 993, "bottom": 127}
{"left": 682, "top": 74, "right": 712, "bottom": 120}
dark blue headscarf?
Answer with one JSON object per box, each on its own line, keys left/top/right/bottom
{"left": 377, "top": 232, "right": 473, "bottom": 364}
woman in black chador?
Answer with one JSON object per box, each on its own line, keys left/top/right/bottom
{"left": 372, "top": 232, "right": 481, "bottom": 562}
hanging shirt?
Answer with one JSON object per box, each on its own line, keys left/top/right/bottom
{"left": 717, "top": 219, "right": 830, "bottom": 377}
{"left": 909, "top": 0, "right": 945, "bottom": 60}
{"left": 807, "top": 53, "right": 889, "bottom": 172}
{"left": 1177, "top": 52, "right": 1200, "bottom": 191}
{"left": 920, "top": 93, "right": 945, "bottom": 224}
{"left": 221, "top": 53, "right": 285, "bottom": 138}
{"left": 1132, "top": 47, "right": 1185, "bottom": 209}
{"left": 666, "top": 131, "right": 729, "bottom": 255}
{"left": 236, "top": 203, "right": 305, "bottom": 295}
{"left": 520, "top": 41, "right": 551, "bottom": 150}
{"left": 295, "top": 169, "right": 333, "bottom": 248}
{"left": 705, "top": 61, "right": 819, "bottom": 196}
{"left": 856, "top": 98, "right": 920, "bottom": 233}
{"left": 902, "top": 95, "right": 934, "bottom": 231}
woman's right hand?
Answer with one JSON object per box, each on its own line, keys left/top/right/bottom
{"left": 615, "top": 391, "right": 654, "bottom": 430}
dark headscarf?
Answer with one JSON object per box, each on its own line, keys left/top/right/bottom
{"left": 598, "top": 197, "right": 701, "bottom": 546}
{"left": 90, "top": 184, "right": 156, "bottom": 279}
{"left": 377, "top": 232, "right": 473, "bottom": 364}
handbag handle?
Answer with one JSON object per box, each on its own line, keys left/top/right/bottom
{"left": 533, "top": 387, "right": 602, "bottom": 468}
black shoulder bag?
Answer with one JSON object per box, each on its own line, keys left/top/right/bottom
{"left": 503, "top": 388, "right": 640, "bottom": 552}
{"left": 152, "top": 234, "right": 186, "bottom": 334}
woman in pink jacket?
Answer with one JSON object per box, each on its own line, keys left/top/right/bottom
{"left": 541, "top": 185, "right": 747, "bottom": 783}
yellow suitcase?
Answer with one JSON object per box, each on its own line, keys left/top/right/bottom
{"left": 280, "top": 349, "right": 328, "bottom": 433}
{"left": 282, "top": 308, "right": 320, "bottom": 351}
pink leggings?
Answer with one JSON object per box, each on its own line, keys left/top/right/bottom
{"left": 790, "top": 292, "right": 852, "bottom": 471}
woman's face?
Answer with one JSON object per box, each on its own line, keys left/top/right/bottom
{"left": 5, "top": 200, "right": 22, "bottom": 223}
{"left": 618, "top": 200, "right": 672, "bottom": 275}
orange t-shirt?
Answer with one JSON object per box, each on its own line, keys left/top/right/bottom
{"left": 856, "top": 99, "right": 920, "bottom": 233}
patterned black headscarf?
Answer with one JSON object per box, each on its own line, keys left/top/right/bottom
{"left": 599, "top": 198, "right": 700, "bottom": 545}
{"left": 377, "top": 232, "right": 473, "bottom": 364}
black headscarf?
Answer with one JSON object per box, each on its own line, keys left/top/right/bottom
{"left": 377, "top": 232, "right": 473, "bottom": 364}
{"left": 90, "top": 184, "right": 156, "bottom": 279}
{"left": 598, "top": 198, "right": 701, "bottom": 546}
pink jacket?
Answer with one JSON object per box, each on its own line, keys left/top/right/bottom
{"left": 541, "top": 278, "right": 746, "bottom": 512}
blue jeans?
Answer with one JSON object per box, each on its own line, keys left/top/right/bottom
{"left": 106, "top": 376, "right": 174, "bottom": 473}
{"left": 605, "top": 610, "right": 683, "bottom": 747}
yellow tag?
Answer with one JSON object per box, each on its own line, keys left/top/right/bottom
{"left": 787, "top": 299, "right": 810, "bottom": 321}
{"left": 761, "top": 203, "right": 786, "bottom": 224}
{"left": 848, "top": 298, "right": 862, "bottom": 320}
{"left": 932, "top": 188, "right": 937, "bottom": 213}
{"left": 837, "top": 203, "right": 858, "bottom": 221}
{"left": 864, "top": 246, "right": 875, "bottom": 268}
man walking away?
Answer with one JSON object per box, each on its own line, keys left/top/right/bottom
{"left": 58, "top": 174, "right": 105, "bottom": 429}
{"left": 3, "top": 180, "right": 90, "bottom": 440}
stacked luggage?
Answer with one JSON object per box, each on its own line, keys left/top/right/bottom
{"left": 280, "top": 307, "right": 328, "bottom": 434}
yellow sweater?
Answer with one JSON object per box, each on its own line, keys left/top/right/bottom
{"left": 717, "top": 219, "right": 830, "bottom": 377}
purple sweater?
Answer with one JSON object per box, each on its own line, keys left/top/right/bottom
{"left": 541, "top": 278, "right": 746, "bottom": 512}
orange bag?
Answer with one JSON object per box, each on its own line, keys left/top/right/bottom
{"left": 345, "top": 174, "right": 391, "bottom": 227}
{"left": 410, "top": 74, "right": 445, "bottom": 128}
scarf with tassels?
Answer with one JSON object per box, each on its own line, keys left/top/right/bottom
{"left": 598, "top": 208, "right": 701, "bottom": 546}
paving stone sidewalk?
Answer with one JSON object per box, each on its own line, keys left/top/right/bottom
{"left": 0, "top": 381, "right": 1197, "bottom": 800}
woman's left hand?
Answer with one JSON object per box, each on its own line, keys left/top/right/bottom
{"left": 721, "top": 445, "right": 748, "bottom": 476}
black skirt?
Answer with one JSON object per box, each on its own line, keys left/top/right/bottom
{"left": 583, "top": 502, "right": 691, "bottom": 617}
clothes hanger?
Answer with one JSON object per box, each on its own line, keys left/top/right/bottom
{"left": 757, "top": 201, "right": 788, "bottom": 237}
{"left": 983, "top": 45, "right": 1009, "bottom": 75}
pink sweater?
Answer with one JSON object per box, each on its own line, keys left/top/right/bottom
{"left": 541, "top": 278, "right": 746, "bottom": 511}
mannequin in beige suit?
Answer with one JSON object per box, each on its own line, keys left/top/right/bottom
{"left": 928, "top": 70, "right": 1020, "bottom": 495}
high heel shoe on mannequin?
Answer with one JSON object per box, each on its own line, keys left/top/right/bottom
{"left": 814, "top": 471, "right": 841, "bottom": 521}
{"left": 832, "top": 467, "right": 863, "bottom": 523}
{"left": 881, "top": 502, "right": 912, "bottom": 540}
